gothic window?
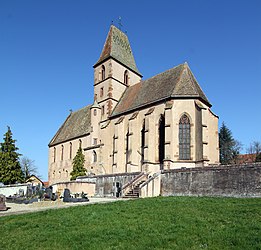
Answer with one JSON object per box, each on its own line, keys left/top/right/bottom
{"left": 53, "top": 147, "right": 56, "bottom": 163}
{"left": 93, "top": 150, "right": 97, "bottom": 163}
{"left": 69, "top": 142, "right": 72, "bottom": 159}
{"left": 79, "top": 139, "right": 82, "bottom": 149}
{"left": 141, "top": 120, "right": 145, "bottom": 165}
{"left": 61, "top": 145, "right": 64, "bottom": 161}
{"left": 179, "top": 114, "right": 191, "bottom": 160}
{"left": 159, "top": 115, "right": 165, "bottom": 167}
{"left": 101, "top": 105, "right": 105, "bottom": 115}
{"left": 101, "top": 65, "right": 105, "bottom": 80}
{"left": 124, "top": 70, "right": 129, "bottom": 85}
{"left": 112, "top": 135, "right": 116, "bottom": 165}
{"left": 126, "top": 128, "right": 131, "bottom": 168}
{"left": 94, "top": 109, "right": 97, "bottom": 116}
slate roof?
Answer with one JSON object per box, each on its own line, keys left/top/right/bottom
{"left": 94, "top": 25, "right": 142, "bottom": 76}
{"left": 49, "top": 105, "right": 92, "bottom": 146}
{"left": 112, "top": 63, "right": 211, "bottom": 117}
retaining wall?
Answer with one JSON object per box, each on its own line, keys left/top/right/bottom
{"left": 161, "top": 163, "right": 261, "bottom": 197}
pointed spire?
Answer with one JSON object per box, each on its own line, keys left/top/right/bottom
{"left": 94, "top": 25, "right": 142, "bottom": 77}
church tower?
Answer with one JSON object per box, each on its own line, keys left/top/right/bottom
{"left": 93, "top": 25, "right": 142, "bottom": 123}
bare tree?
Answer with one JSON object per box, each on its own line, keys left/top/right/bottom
{"left": 20, "top": 156, "right": 39, "bottom": 180}
{"left": 246, "top": 141, "right": 261, "bottom": 162}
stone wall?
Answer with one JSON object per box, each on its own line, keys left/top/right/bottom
{"left": 161, "top": 163, "right": 261, "bottom": 197}
{"left": 0, "top": 183, "right": 29, "bottom": 197}
{"left": 51, "top": 181, "right": 96, "bottom": 197}
{"left": 78, "top": 172, "right": 141, "bottom": 197}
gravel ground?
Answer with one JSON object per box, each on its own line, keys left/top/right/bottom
{"left": 0, "top": 197, "right": 122, "bottom": 217}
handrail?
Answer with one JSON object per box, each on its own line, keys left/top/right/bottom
{"left": 139, "top": 171, "right": 161, "bottom": 190}
{"left": 122, "top": 172, "right": 148, "bottom": 196}
{"left": 121, "top": 172, "right": 144, "bottom": 191}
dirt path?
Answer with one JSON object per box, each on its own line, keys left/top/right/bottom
{"left": 0, "top": 197, "right": 122, "bottom": 217}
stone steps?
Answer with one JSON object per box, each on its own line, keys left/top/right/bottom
{"left": 123, "top": 180, "right": 145, "bottom": 198}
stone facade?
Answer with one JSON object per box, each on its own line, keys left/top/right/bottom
{"left": 48, "top": 25, "right": 219, "bottom": 187}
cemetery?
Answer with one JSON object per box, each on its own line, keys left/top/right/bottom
{"left": 0, "top": 182, "right": 92, "bottom": 215}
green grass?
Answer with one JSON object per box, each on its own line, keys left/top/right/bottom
{"left": 1, "top": 197, "right": 261, "bottom": 250}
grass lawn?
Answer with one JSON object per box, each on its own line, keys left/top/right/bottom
{"left": 1, "top": 196, "right": 260, "bottom": 250}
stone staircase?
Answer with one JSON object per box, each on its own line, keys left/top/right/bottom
{"left": 121, "top": 172, "right": 148, "bottom": 198}
{"left": 123, "top": 180, "right": 145, "bottom": 198}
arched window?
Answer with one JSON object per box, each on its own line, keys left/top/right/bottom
{"left": 126, "top": 128, "right": 131, "bottom": 169}
{"left": 93, "top": 150, "right": 97, "bottom": 163}
{"left": 158, "top": 115, "right": 165, "bottom": 168}
{"left": 124, "top": 70, "right": 129, "bottom": 85}
{"left": 79, "top": 139, "right": 82, "bottom": 149}
{"left": 101, "top": 65, "right": 105, "bottom": 81}
{"left": 141, "top": 120, "right": 145, "bottom": 165}
{"left": 179, "top": 114, "right": 191, "bottom": 160}
{"left": 53, "top": 147, "right": 56, "bottom": 163}
{"left": 69, "top": 142, "right": 72, "bottom": 159}
{"left": 61, "top": 145, "right": 64, "bottom": 161}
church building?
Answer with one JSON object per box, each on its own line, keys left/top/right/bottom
{"left": 48, "top": 25, "right": 219, "bottom": 186}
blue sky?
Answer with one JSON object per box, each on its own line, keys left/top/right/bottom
{"left": 0, "top": 0, "right": 260, "bottom": 180}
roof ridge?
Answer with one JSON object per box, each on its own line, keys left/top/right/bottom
{"left": 71, "top": 104, "right": 92, "bottom": 114}
{"left": 186, "top": 64, "right": 211, "bottom": 106}
{"left": 171, "top": 63, "right": 186, "bottom": 94}
{"left": 141, "top": 63, "right": 185, "bottom": 84}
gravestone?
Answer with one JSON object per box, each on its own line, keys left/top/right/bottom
{"left": 44, "top": 188, "right": 52, "bottom": 200}
{"left": 63, "top": 188, "right": 71, "bottom": 202}
{"left": 26, "top": 186, "right": 33, "bottom": 198}
{"left": 19, "top": 189, "right": 24, "bottom": 197}
{"left": 0, "top": 194, "right": 7, "bottom": 211}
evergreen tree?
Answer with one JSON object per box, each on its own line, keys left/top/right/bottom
{"left": 70, "top": 147, "right": 86, "bottom": 181}
{"left": 0, "top": 126, "right": 24, "bottom": 184}
{"left": 219, "top": 122, "right": 240, "bottom": 164}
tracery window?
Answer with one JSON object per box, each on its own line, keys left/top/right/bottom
{"left": 179, "top": 114, "right": 191, "bottom": 160}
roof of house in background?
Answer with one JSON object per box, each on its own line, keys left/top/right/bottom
{"left": 49, "top": 105, "right": 92, "bottom": 146}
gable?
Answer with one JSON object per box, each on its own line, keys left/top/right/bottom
{"left": 49, "top": 105, "right": 92, "bottom": 147}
